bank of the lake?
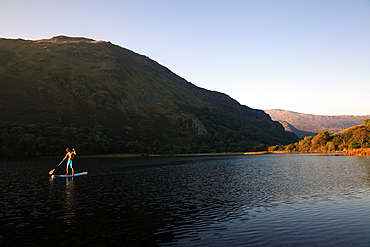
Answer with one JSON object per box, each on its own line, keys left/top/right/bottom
{"left": 346, "top": 148, "right": 370, "bottom": 156}
{"left": 269, "top": 149, "right": 370, "bottom": 157}
{"left": 42, "top": 152, "right": 247, "bottom": 159}
{"left": 41, "top": 150, "right": 349, "bottom": 160}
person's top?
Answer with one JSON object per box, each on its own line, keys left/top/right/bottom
{"left": 65, "top": 148, "right": 76, "bottom": 160}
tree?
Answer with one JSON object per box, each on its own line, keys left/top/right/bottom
{"left": 325, "top": 141, "right": 336, "bottom": 152}
{"left": 364, "top": 119, "right": 370, "bottom": 128}
{"left": 284, "top": 143, "right": 296, "bottom": 152}
{"left": 298, "top": 136, "right": 313, "bottom": 152}
{"left": 354, "top": 127, "right": 369, "bottom": 148}
{"left": 127, "top": 141, "right": 142, "bottom": 154}
{"left": 254, "top": 144, "right": 267, "bottom": 152}
{"left": 310, "top": 131, "right": 331, "bottom": 152}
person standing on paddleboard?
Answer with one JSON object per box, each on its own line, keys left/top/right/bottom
{"left": 63, "top": 148, "right": 76, "bottom": 175}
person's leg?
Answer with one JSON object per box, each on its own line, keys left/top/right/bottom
{"left": 66, "top": 160, "right": 71, "bottom": 175}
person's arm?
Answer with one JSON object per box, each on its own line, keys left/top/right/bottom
{"left": 72, "top": 148, "right": 76, "bottom": 155}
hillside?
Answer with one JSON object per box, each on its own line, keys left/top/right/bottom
{"left": 277, "top": 120, "right": 318, "bottom": 138}
{"left": 269, "top": 120, "right": 370, "bottom": 154}
{"left": 265, "top": 109, "right": 370, "bottom": 138}
{"left": 0, "top": 36, "right": 298, "bottom": 157}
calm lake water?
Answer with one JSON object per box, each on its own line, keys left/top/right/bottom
{"left": 2, "top": 154, "right": 370, "bottom": 246}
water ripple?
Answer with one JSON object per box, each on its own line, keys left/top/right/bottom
{"left": 2, "top": 155, "right": 370, "bottom": 246}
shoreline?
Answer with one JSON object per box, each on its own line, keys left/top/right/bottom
{"left": 14, "top": 150, "right": 370, "bottom": 160}
{"left": 42, "top": 152, "right": 247, "bottom": 159}
{"left": 345, "top": 148, "right": 370, "bottom": 156}
{"left": 43, "top": 151, "right": 279, "bottom": 159}
{"left": 44, "top": 150, "right": 343, "bottom": 159}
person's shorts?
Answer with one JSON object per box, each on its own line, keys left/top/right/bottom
{"left": 66, "top": 159, "right": 74, "bottom": 168}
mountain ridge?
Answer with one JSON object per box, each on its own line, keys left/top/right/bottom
{"left": 0, "top": 36, "right": 298, "bottom": 156}
{"left": 265, "top": 109, "right": 370, "bottom": 138}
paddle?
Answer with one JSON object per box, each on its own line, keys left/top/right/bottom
{"left": 49, "top": 158, "right": 65, "bottom": 175}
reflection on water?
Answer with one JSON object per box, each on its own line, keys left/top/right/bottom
{"left": 48, "top": 177, "right": 54, "bottom": 197}
{"left": 64, "top": 178, "right": 76, "bottom": 226}
{"left": 2, "top": 154, "right": 370, "bottom": 246}
{"left": 48, "top": 177, "right": 76, "bottom": 227}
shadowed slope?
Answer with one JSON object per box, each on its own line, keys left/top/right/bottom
{"left": 0, "top": 36, "right": 298, "bottom": 154}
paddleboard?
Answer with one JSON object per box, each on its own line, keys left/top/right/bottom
{"left": 51, "top": 172, "right": 88, "bottom": 178}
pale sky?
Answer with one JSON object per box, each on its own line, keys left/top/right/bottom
{"left": 1, "top": 0, "right": 369, "bottom": 115}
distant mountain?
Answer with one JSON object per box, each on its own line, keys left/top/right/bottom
{"left": 265, "top": 109, "right": 370, "bottom": 138}
{"left": 277, "top": 120, "right": 318, "bottom": 138}
{"left": 0, "top": 36, "right": 298, "bottom": 156}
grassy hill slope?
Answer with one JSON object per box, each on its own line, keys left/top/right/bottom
{"left": 0, "top": 36, "right": 298, "bottom": 157}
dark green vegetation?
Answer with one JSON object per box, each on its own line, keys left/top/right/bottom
{"left": 265, "top": 109, "right": 370, "bottom": 138}
{"left": 270, "top": 119, "right": 370, "bottom": 153}
{"left": 0, "top": 36, "right": 298, "bottom": 158}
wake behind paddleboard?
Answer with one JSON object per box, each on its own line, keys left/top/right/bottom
{"left": 51, "top": 172, "right": 88, "bottom": 178}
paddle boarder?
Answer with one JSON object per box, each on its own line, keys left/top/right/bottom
{"left": 63, "top": 148, "right": 76, "bottom": 175}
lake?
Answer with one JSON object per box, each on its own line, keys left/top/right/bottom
{"left": 2, "top": 154, "right": 370, "bottom": 246}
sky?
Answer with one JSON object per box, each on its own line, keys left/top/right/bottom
{"left": 1, "top": 0, "right": 370, "bottom": 116}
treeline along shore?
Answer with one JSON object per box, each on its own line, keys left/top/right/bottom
{"left": 0, "top": 118, "right": 293, "bottom": 159}
{"left": 269, "top": 120, "right": 370, "bottom": 156}
{"left": 2, "top": 119, "right": 370, "bottom": 159}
